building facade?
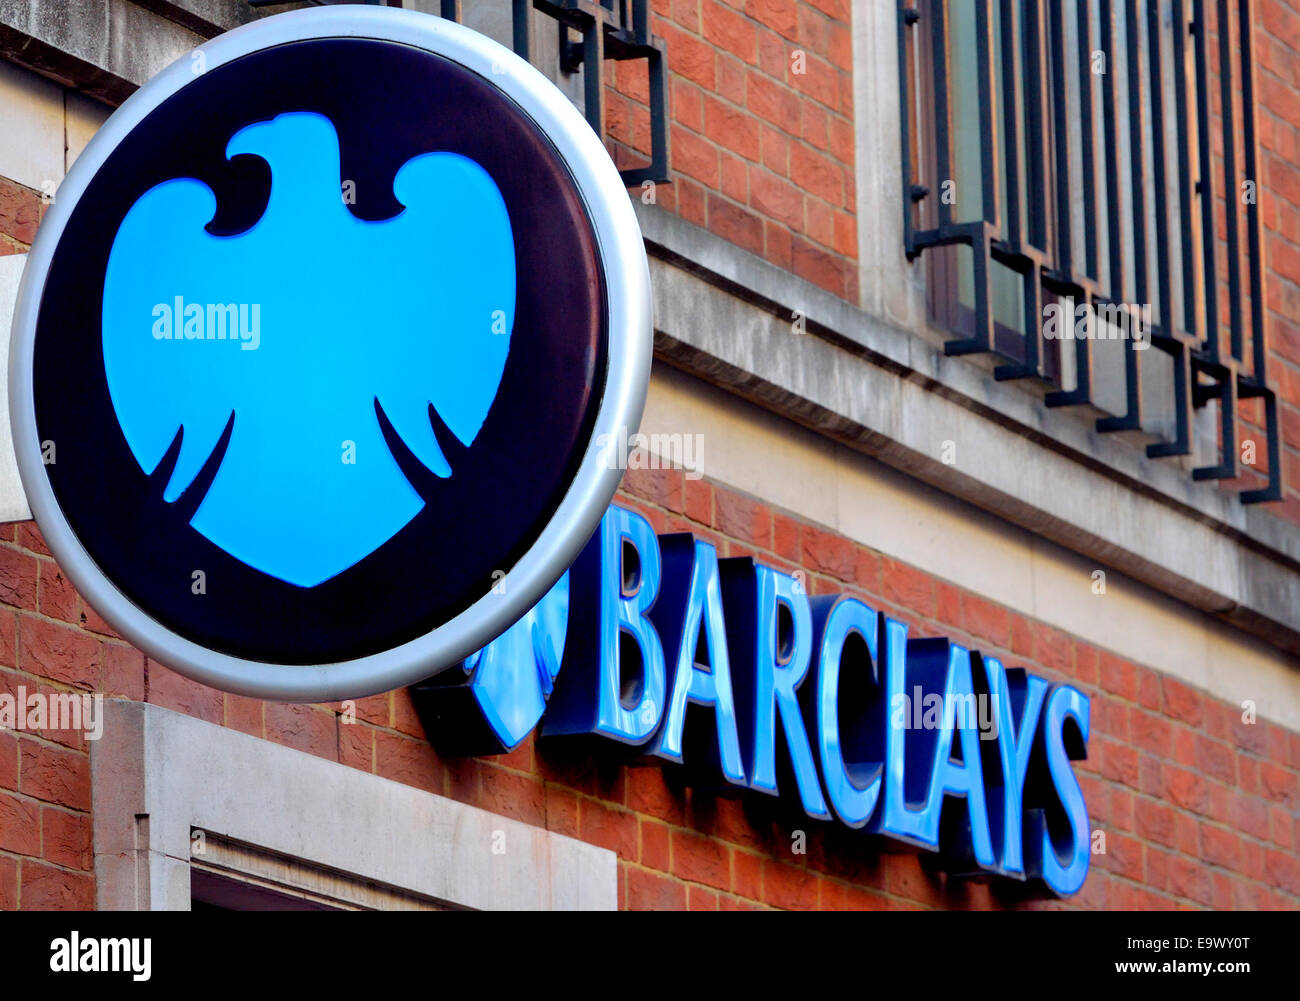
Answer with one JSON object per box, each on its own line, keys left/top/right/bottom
{"left": 0, "top": 0, "right": 1297, "bottom": 910}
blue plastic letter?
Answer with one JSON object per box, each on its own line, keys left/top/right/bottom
{"left": 807, "top": 596, "right": 884, "bottom": 828}
{"left": 973, "top": 654, "right": 1048, "bottom": 877}
{"left": 649, "top": 536, "right": 746, "bottom": 786}
{"left": 723, "top": 560, "right": 829, "bottom": 818}
{"left": 1027, "top": 684, "right": 1091, "bottom": 896}
{"left": 541, "top": 505, "right": 666, "bottom": 744}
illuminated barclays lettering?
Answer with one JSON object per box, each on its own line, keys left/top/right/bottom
{"left": 423, "top": 504, "right": 1093, "bottom": 897}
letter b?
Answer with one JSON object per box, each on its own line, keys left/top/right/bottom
{"left": 542, "top": 506, "right": 667, "bottom": 744}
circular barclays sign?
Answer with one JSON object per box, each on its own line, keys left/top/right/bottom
{"left": 8, "top": 7, "right": 651, "bottom": 701}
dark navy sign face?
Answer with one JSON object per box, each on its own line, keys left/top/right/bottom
{"left": 10, "top": 10, "right": 651, "bottom": 699}
{"left": 420, "top": 504, "right": 1093, "bottom": 897}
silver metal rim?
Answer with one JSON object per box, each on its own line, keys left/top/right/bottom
{"left": 8, "top": 6, "right": 651, "bottom": 702}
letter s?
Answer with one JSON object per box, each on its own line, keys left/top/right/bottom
{"left": 1027, "top": 684, "right": 1090, "bottom": 896}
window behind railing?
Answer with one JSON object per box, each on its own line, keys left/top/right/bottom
{"left": 899, "top": 0, "right": 1281, "bottom": 504}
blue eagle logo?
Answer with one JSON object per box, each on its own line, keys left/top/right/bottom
{"left": 101, "top": 111, "right": 516, "bottom": 587}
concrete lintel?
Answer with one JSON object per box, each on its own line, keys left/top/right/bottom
{"left": 638, "top": 227, "right": 1300, "bottom": 656}
{"left": 0, "top": 1, "right": 207, "bottom": 105}
{"left": 92, "top": 700, "right": 617, "bottom": 910}
{"left": 634, "top": 204, "right": 1299, "bottom": 569}
{"left": 129, "top": 0, "right": 261, "bottom": 39}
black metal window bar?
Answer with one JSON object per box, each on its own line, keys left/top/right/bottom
{"left": 253, "top": 0, "right": 669, "bottom": 187}
{"left": 898, "top": 0, "right": 1282, "bottom": 504}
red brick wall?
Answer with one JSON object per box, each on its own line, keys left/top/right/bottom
{"left": 605, "top": 0, "right": 859, "bottom": 301}
{"left": 1259, "top": 1, "right": 1300, "bottom": 524}
{"left": 0, "top": 4, "right": 1298, "bottom": 911}
{"left": 0, "top": 178, "right": 44, "bottom": 258}
{"left": 0, "top": 467, "right": 1296, "bottom": 910}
